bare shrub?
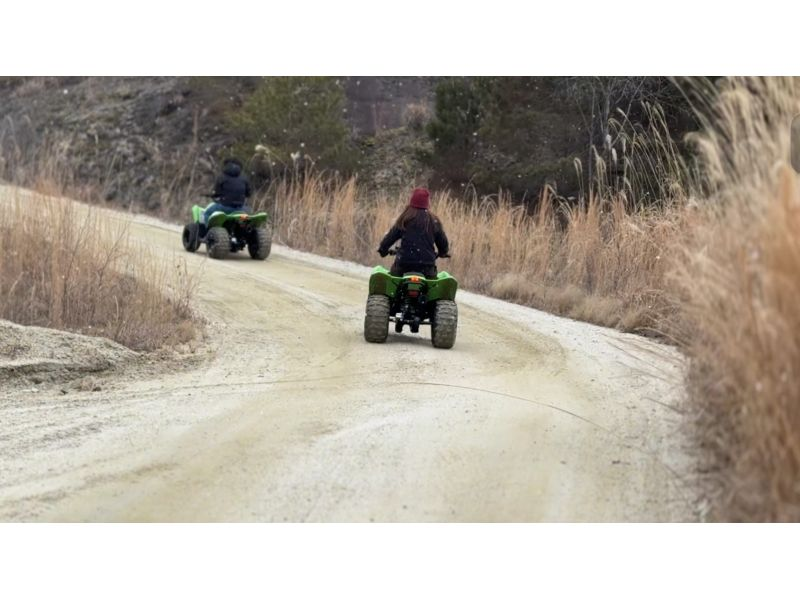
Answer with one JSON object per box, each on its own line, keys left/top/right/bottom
{"left": 402, "top": 102, "right": 432, "bottom": 132}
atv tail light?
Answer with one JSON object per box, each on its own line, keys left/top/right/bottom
{"left": 410, "top": 276, "right": 420, "bottom": 283}
{"left": 239, "top": 214, "right": 249, "bottom": 220}
{"left": 408, "top": 290, "right": 419, "bottom": 297}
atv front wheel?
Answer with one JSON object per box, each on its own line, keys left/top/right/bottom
{"left": 364, "top": 295, "right": 390, "bottom": 343}
{"left": 248, "top": 225, "right": 272, "bottom": 260}
{"left": 206, "top": 226, "right": 230, "bottom": 260}
{"left": 431, "top": 300, "right": 458, "bottom": 349}
{"left": 182, "top": 223, "right": 201, "bottom": 252}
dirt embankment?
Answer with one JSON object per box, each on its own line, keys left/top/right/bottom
{"left": 0, "top": 319, "right": 135, "bottom": 387}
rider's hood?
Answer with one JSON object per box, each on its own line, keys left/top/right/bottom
{"left": 223, "top": 161, "right": 242, "bottom": 177}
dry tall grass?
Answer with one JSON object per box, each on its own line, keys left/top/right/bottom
{"left": 0, "top": 189, "right": 198, "bottom": 351}
{"left": 666, "top": 77, "right": 800, "bottom": 521}
{"left": 270, "top": 174, "right": 689, "bottom": 332}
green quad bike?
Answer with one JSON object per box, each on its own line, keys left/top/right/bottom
{"left": 364, "top": 249, "right": 458, "bottom": 349}
{"left": 182, "top": 203, "right": 272, "bottom": 260}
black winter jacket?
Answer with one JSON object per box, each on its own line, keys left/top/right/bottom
{"left": 213, "top": 161, "right": 251, "bottom": 208}
{"left": 378, "top": 211, "right": 449, "bottom": 266}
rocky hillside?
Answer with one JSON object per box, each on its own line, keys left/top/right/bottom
{"left": 0, "top": 76, "right": 437, "bottom": 214}
{"left": 0, "top": 76, "right": 698, "bottom": 213}
{"left": 1, "top": 77, "right": 228, "bottom": 212}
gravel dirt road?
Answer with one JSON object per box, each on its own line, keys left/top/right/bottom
{"left": 0, "top": 187, "right": 698, "bottom": 521}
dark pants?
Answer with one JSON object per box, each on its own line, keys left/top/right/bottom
{"left": 390, "top": 260, "right": 437, "bottom": 279}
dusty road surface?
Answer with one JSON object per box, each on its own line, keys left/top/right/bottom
{"left": 0, "top": 186, "right": 698, "bottom": 521}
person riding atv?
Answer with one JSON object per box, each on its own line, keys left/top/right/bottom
{"left": 200, "top": 158, "right": 252, "bottom": 237}
{"left": 366, "top": 188, "right": 457, "bottom": 348}
{"left": 182, "top": 158, "right": 272, "bottom": 260}
{"left": 378, "top": 188, "right": 449, "bottom": 277}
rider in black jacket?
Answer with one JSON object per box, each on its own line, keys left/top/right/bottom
{"left": 213, "top": 158, "right": 251, "bottom": 208}
{"left": 378, "top": 188, "right": 449, "bottom": 279}
{"left": 201, "top": 158, "right": 252, "bottom": 235}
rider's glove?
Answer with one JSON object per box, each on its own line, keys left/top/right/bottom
{"left": 378, "top": 248, "right": 388, "bottom": 258}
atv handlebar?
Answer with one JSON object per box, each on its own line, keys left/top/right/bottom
{"left": 382, "top": 247, "right": 450, "bottom": 258}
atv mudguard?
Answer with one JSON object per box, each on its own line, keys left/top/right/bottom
{"left": 368, "top": 266, "right": 458, "bottom": 302}
{"left": 191, "top": 204, "right": 269, "bottom": 228}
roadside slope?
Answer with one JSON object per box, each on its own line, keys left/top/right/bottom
{"left": 0, "top": 186, "right": 697, "bottom": 521}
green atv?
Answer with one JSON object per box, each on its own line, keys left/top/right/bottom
{"left": 364, "top": 249, "right": 458, "bottom": 349}
{"left": 182, "top": 203, "right": 272, "bottom": 260}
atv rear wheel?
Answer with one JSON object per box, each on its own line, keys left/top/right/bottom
{"left": 431, "top": 300, "right": 458, "bottom": 349}
{"left": 182, "top": 223, "right": 200, "bottom": 252}
{"left": 206, "top": 226, "right": 230, "bottom": 260}
{"left": 248, "top": 225, "right": 272, "bottom": 260}
{"left": 364, "top": 295, "right": 390, "bottom": 343}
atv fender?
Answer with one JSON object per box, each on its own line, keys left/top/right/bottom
{"left": 368, "top": 266, "right": 399, "bottom": 297}
{"left": 427, "top": 272, "right": 458, "bottom": 302}
{"left": 368, "top": 266, "right": 458, "bottom": 301}
{"left": 190, "top": 204, "right": 270, "bottom": 228}
{"left": 191, "top": 204, "right": 204, "bottom": 224}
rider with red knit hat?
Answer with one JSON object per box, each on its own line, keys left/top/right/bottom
{"left": 378, "top": 187, "right": 450, "bottom": 279}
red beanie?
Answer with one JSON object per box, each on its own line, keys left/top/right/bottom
{"left": 409, "top": 188, "right": 430, "bottom": 210}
